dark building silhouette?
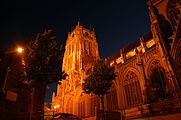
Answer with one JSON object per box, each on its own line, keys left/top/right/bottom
{"left": 0, "top": 46, "right": 44, "bottom": 120}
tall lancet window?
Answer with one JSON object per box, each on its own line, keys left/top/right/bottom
{"left": 124, "top": 71, "right": 142, "bottom": 107}
{"left": 84, "top": 41, "right": 91, "bottom": 54}
{"left": 149, "top": 60, "right": 170, "bottom": 99}
{"left": 89, "top": 42, "right": 91, "bottom": 55}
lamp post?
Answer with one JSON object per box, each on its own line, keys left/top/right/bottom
{"left": 17, "top": 47, "right": 24, "bottom": 53}
{"left": 0, "top": 67, "right": 11, "bottom": 93}
{"left": 0, "top": 46, "right": 24, "bottom": 93}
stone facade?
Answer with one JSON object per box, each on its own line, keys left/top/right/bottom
{"left": 52, "top": 21, "right": 100, "bottom": 118}
{"left": 52, "top": 0, "right": 181, "bottom": 119}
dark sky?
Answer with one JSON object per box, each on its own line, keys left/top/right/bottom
{"left": 1, "top": 0, "right": 150, "bottom": 103}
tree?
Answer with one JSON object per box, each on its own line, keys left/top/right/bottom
{"left": 25, "top": 30, "right": 67, "bottom": 85}
{"left": 24, "top": 30, "right": 67, "bottom": 119}
{"left": 82, "top": 60, "right": 116, "bottom": 120}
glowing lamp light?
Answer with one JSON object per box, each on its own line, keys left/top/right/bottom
{"left": 17, "top": 47, "right": 23, "bottom": 53}
{"left": 54, "top": 106, "right": 57, "bottom": 109}
{"left": 57, "top": 105, "right": 60, "bottom": 108}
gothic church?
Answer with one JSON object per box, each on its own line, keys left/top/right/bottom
{"left": 52, "top": 0, "right": 181, "bottom": 119}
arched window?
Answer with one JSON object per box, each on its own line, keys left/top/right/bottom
{"left": 150, "top": 68, "right": 168, "bottom": 98}
{"left": 149, "top": 60, "right": 170, "bottom": 100}
{"left": 85, "top": 32, "right": 89, "bottom": 36}
{"left": 124, "top": 71, "right": 142, "bottom": 107}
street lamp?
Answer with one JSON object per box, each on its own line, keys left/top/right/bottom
{"left": 0, "top": 46, "right": 24, "bottom": 93}
{"left": 53, "top": 105, "right": 60, "bottom": 109}
{"left": 17, "top": 47, "right": 24, "bottom": 54}
{"left": 52, "top": 104, "right": 60, "bottom": 119}
{"left": 16, "top": 46, "right": 26, "bottom": 72}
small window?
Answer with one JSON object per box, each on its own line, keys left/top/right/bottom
{"left": 72, "top": 33, "right": 74, "bottom": 38}
{"left": 85, "top": 32, "right": 89, "bottom": 36}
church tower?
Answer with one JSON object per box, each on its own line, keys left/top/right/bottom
{"left": 62, "top": 21, "right": 99, "bottom": 90}
{"left": 63, "top": 21, "right": 99, "bottom": 76}
{"left": 52, "top": 21, "right": 100, "bottom": 115}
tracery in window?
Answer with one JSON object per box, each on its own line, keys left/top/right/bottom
{"left": 149, "top": 60, "right": 170, "bottom": 99}
{"left": 124, "top": 71, "right": 142, "bottom": 107}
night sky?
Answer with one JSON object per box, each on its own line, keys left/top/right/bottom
{"left": 1, "top": 0, "right": 150, "bottom": 103}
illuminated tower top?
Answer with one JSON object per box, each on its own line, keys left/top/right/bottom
{"left": 62, "top": 21, "right": 100, "bottom": 74}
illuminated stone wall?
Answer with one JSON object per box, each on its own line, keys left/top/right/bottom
{"left": 52, "top": 21, "right": 100, "bottom": 118}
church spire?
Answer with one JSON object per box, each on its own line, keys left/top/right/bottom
{"left": 77, "top": 19, "right": 81, "bottom": 26}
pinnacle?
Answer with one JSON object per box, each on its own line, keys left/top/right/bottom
{"left": 77, "top": 19, "right": 81, "bottom": 26}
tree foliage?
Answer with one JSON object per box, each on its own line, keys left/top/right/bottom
{"left": 82, "top": 60, "right": 116, "bottom": 119}
{"left": 25, "top": 30, "right": 67, "bottom": 85}
{"left": 82, "top": 60, "right": 116, "bottom": 96}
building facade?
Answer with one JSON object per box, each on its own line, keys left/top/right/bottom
{"left": 52, "top": 0, "right": 181, "bottom": 119}
{"left": 52, "top": 21, "right": 100, "bottom": 119}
